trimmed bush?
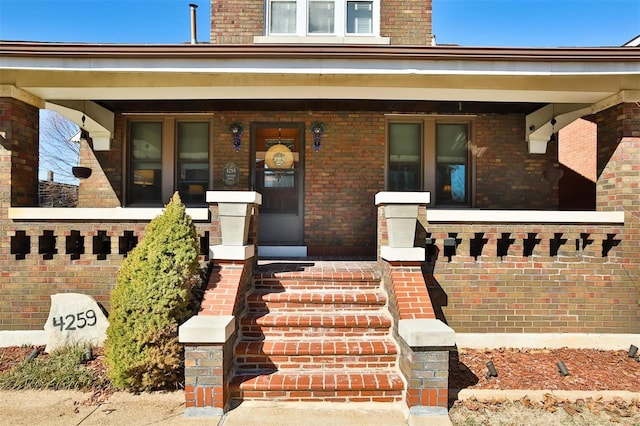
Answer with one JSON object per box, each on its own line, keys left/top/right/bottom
{"left": 104, "top": 193, "right": 200, "bottom": 391}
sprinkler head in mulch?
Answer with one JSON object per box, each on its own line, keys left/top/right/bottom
{"left": 485, "top": 361, "right": 498, "bottom": 379}
{"left": 629, "top": 345, "right": 639, "bottom": 362}
{"left": 557, "top": 361, "right": 570, "bottom": 376}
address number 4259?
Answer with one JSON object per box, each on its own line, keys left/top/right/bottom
{"left": 52, "top": 309, "right": 97, "bottom": 331}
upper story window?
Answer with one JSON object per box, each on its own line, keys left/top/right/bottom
{"left": 387, "top": 118, "right": 474, "bottom": 207}
{"left": 267, "top": 0, "right": 380, "bottom": 38}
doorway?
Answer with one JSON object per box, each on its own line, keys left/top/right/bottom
{"left": 251, "top": 123, "right": 305, "bottom": 249}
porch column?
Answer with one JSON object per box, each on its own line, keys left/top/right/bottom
{"left": 596, "top": 103, "right": 640, "bottom": 283}
{"left": 0, "top": 96, "right": 41, "bottom": 209}
{"left": 206, "top": 191, "right": 262, "bottom": 261}
{"left": 375, "top": 191, "right": 430, "bottom": 262}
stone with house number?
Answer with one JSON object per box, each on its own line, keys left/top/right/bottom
{"left": 44, "top": 293, "right": 109, "bottom": 353}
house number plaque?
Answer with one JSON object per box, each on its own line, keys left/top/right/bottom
{"left": 223, "top": 162, "right": 239, "bottom": 186}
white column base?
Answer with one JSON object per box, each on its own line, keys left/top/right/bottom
{"left": 380, "top": 246, "right": 425, "bottom": 262}
{"left": 210, "top": 244, "right": 255, "bottom": 261}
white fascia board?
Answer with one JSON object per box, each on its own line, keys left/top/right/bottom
{"left": 4, "top": 56, "right": 640, "bottom": 76}
{"left": 426, "top": 209, "right": 624, "bottom": 224}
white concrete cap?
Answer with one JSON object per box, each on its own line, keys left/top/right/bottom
{"left": 206, "top": 191, "right": 262, "bottom": 205}
{"left": 399, "top": 318, "right": 456, "bottom": 347}
{"left": 210, "top": 244, "right": 255, "bottom": 260}
{"left": 380, "top": 246, "right": 425, "bottom": 262}
{"left": 178, "top": 315, "right": 235, "bottom": 344}
{"left": 375, "top": 191, "right": 430, "bottom": 205}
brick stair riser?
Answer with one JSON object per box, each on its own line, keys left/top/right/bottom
{"left": 229, "top": 389, "right": 404, "bottom": 402}
{"left": 246, "top": 301, "right": 385, "bottom": 311}
{"left": 235, "top": 354, "right": 398, "bottom": 370}
{"left": 253, "top": 280, "right": 381, "bottom": 291}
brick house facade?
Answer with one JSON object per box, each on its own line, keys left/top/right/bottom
{"left": 1, "top": 0, "right": 639, "bottom": 412}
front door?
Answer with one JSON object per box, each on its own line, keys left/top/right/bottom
{"left": 251, "top": 123, "right": 304, "bottom": 246}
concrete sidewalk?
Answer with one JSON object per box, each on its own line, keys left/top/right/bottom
{"left": 0, "top": 390, "right": 452, "bottom": 426}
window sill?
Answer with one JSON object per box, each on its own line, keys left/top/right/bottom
{"left": 253, "top": 35, "right": 390, "bottom": 44}
{"left": 8, "top": 207, "right": 210, "bottom": 221}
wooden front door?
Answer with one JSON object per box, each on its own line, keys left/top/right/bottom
{"left": 251, "top": 123, "right": 305, "bottom": 246}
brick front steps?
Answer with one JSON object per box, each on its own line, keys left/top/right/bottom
{"left": 229, "top": 264, "right": 405, "bottom": 403}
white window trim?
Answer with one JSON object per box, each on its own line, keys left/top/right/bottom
{"left": 258, "top": 0, "right": 388, "bottom": 44}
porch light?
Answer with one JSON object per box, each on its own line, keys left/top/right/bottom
{"left": 485, "top": 361, "right": 498, "bottom": 378}
{"left": 229, "top": 121, "right": 245, "bottom": 152}
{"left": 72, "top": 166, "right": 92, "bottom": 179}
{"left": 310, "top": 121, "right": 326, "bottom": 152}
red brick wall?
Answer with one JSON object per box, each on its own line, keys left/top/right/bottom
{"left": 209, "top": 0, "right": 433, "bottom": 45}
{"left": 0, "top": 98, "right": 39, "bottom": 207}
{"left": 210, "top": 0, "right": 264, "bottom": 44}
{"left": 559, "top": 118, "right": 596, "bottom": 181}
{"left": 475, "top": 114, "right": 558, "bottom": 209}
{"left": 79, "top": 110, "right": 558, "bottom": 256}
{"left": 381, "top": 0, "right": 432, "bottom": 45}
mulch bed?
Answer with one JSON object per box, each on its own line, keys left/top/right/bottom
{"left": 3, "top": 346, "right": 640, "bottom": 393}
{"left": 450, "top": 347, "right": 640, "bottom": 392}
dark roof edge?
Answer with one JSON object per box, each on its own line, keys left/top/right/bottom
{"left": 2, "top": 41, "right": 640, "bottom": 61}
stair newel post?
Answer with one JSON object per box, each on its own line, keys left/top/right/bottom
{"left": 178, "top": 191, "right": 261, "bottom": 416}
{"left": 376, "top": 192, "right": 457, "bottom": 417}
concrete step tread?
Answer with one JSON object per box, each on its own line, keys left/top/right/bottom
{"left": 235, "top": 339, "right": 398, "bottom": 356}
{"left": 240, "top": 312, "right": 392, "bottom": 328}
{"left": 247, "top": 290, "right": 387, "bottom": 305}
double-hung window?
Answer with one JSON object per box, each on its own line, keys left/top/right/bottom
{"left": 387, "top": 118, "right": 474, "bottom": 206}
{"left": 267, "top": 0, "right": 379, "bottom": 37}
{"left": 128, "top": 118, "right": 210, "bottom": 206}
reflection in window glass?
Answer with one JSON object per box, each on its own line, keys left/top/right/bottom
{"left": 309, "top": 1, "right": 335, "bottom": 33}
{"left": 347, "top": 1, "right": 372, "bottom": 34}
{"left": 271, "top": 1, "right": 297, "bottom": 33}
{"left": 436, "top": 123, "right": 468, "bottom": 204}
{"left": 130, "top": 122, "right": 162, "bottom": 204}
{"left": 177, "top": 122, "right": 209, "bottom": 204}
{"left": 388, "top": 123, "right": 421, "bottom": 191}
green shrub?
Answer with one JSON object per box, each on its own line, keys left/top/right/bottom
{"left": 104, "top": 193, "right": 200, "bottom": 391}
{"left": 0, "top": 344, "right": 97, "bottom": 390}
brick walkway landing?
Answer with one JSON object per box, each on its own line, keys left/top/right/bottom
{"left": 229, "top": 260, "right": 405, "bottom": 403}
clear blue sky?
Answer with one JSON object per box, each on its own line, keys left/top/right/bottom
{"left": 0, "top": 0, "right": 638, "bottom": 47}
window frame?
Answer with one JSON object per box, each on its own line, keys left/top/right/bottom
{"left": 266, "top": 0, "right": 380, "bottom": 38}
{"left": 125, "top": 116, "right": 213, "bottom": 207}
{"left": 385, "top": 115, "right": 476, "bottom": 207}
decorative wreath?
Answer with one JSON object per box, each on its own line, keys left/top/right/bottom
{"left": 265, "top": 144, "right": 294, "bottom": 169}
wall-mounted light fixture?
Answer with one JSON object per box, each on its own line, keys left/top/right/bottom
{"left": 229, "top": 121, "right": 245, "bottom": 152}
{"left": 310, "top": 121, "right": 326, "bottom": 152}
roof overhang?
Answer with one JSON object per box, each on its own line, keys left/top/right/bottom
{"left": 2, "top": 42, "right": 640, "bottom": 152}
